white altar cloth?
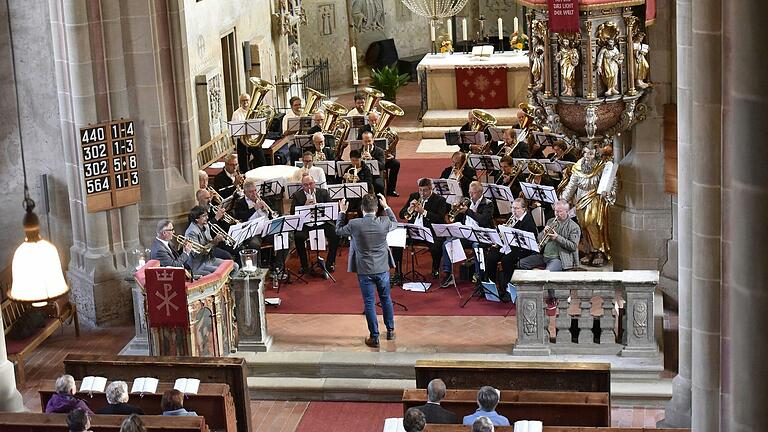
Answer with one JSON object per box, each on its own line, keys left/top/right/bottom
{"left": 417, "top": 52, "right": 529, "bottom": 71}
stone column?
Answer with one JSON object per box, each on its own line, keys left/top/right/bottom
{"left": 661, "top": 0, "right": 693, "bottom": 427}
{"left": 0, "top": 317, "right": 24, "bottom": 412}
{"left": 690, "top": 0, "right": 722, "bottom": 430}
{"left": 725, "top": 2, "right": 768, "bottom": 431}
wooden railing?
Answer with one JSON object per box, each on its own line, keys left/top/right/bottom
{"left": 512, "top": 270, "right": 659, "bottom": 357}
{"left": 196, "top": 132, "right": 233, "bottom": 170}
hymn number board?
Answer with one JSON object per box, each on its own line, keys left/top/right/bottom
{"left": 79, "top": 119, "right": 141, "bottom": 212}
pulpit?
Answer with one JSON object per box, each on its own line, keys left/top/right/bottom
{"left": 134, "top": 260, "right": 236, "bottom": 356}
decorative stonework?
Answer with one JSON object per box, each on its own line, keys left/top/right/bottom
{"left": 207, "top": 73, "right": 223, "bottom": 137}
{"left": 349, "top": 0, "right": 385, "bottom": 33}
{"left": 522, "top": 300, "right": 537, "bottom": 336}
{"left": 318, "top": 3, "right": 336, "bottom": 36}
{"left": 633, "top": 301, "right": 648, "bottom": 338}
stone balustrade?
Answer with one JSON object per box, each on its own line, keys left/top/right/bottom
{"left": 511, "top": 270, "right": 659, "bottom": 358}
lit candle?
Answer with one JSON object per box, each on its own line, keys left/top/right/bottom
{"left": 430, "top": 23, "right": 436, "bottom": 42}
{"left": 245, "top": 258, "right": 254, "bottom": 270}
{"left": 514, "top": 17, "right": 519, "bottom": 33}
{"left": 498, "top": 18, "right": 503, "bottom": 40}
{"left": 350, "top": 46, "right": 359, "bottom": 85}
{"left": 137, "top": 258, "right": 145, "bottom": 269}
{"left": 462, "top": 18, "right": 468, "bottom": 41}
{"left": 447, "top": 19, "right": 453, "bottom": 42}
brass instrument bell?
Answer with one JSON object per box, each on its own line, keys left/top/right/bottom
{"left": 301, "top": 87, "right": 327, "bottom": 117}
{"left": 362, "top": 87, "right": 384, "bottom": 114}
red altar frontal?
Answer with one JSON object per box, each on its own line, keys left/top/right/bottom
{"left": 135, "top": 260, "right": 236, "bottom": 357}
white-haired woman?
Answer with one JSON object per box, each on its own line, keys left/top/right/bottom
{"left": 45, "top": 374, "right": 93, "bottom": 414}
{"left": 96, "top": 380, "right": 144, "bottom": 415}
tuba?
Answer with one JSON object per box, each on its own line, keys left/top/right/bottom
{"left": 362, "top": 87, "right": 384, "bottom": 114}
{"left": 301, "top": 87, "right": 327, "bottom": 116}
{"left": 374, "top": 100, "right": 405, "bottom": 159}
{"left": 470, "top": 109, "right": 498, "bottom": 154}
{"left": 242, "top": 77, "right": 276, "bottom": 148}
{"left": 517, "top": 102, "right": 536, "bottom": 130}
{"left": 526, "top": 160, "right": 546, "bottom": 183}
{"left": 320, "top": 101, "right": 351, "bottom": 159}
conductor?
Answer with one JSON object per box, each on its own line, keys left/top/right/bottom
{"left": 336, "top": 193, "right": 398, "bottom": 348}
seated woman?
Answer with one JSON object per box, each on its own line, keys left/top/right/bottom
{"left": 161, "top": 389, "right": 197, "bottom": 416}
{"left": 67, "top": 408, "right": 92, "bottom": 432}
{"left": 96, "top": 381, "right": 144, "bottom": 415}
{"left": 119, "top": 414, "right": 147, "bottom": 432}
{"left": 45, "top": 374, "right": 93, "bottom": 414}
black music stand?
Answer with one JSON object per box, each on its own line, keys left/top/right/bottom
{"left": 401, "top": 223, "right": 434, "bottom": 284}
{"left": 295, "top": 202, "right": 338, "bottom": 281}
{"left": 445, "top": 130, "right": 485, "bottom": 152}
{"left": 468, "top": 154, "right": 501, "bottom": 182}
{"left": 327, "top": 182, "right": 369, "bottom": 200}
{"left": 286, "top": 116, "right": 313, "bottom": 135}
{"left": 520, "top": 181, "right": 557, "bottom": 205}
{"left": 457, "top": 226, "right": 504, "bottom": 307}
{"left": 431, "top": 178, "right": 463, "bottom": 204}
{"left": 482, "top": 183, "right": 515, "bottom": 215}
{"left": 262, "top": 214, "right": 308, "bottom": 286}
{"left": 497, "top": 226, "right": 540, "bottom": 316}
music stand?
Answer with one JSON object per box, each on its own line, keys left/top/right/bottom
{"left": 431, "top": 178, "right": 463, "bottom": 204}
{"left": 498, "top": 226, "right": 540, "bottom": 316}
{"left": 262, "top": 214, "right": 308, "bottom": 286}
{"left": 457, "top": 226, "right": 504, "bottom": 307}
{"left": 228, "top": 118, "right": 266, "bottom": 137}
{"left": 228, "top": 217, "right": 270, "bottom": 249}
{"left": 488, "top": 126, "right": 505, "bottom": 142}
{"left": 327, "top": 182, "right": 369, "bottom": 200}
{"left": 468, "top": 154, "right": 501, "bottom": 182}
{"left": 532, "top": 130, "right": 565, "bottom": 148}
{"left": 444, "top": 131, "right": 485, "bottom": 149}
{"left": 482, "top": 183, "right": 515, "bottom": 215}
{"left": 431, "top": 223, "right": 471, "bottom": 299}
{"left": 401, "top": 223, "right": 434, "bottom": 284}
{"left": 255, "top": 178, "right": 286, "bottom": 200}
{"left": 286, "top": 116, "right": 313, "bottom": 135}
{"left": 520, "top": 182, "right": 558, "bottom": 205}
{"left": 293, "top": 134, "right": 313, "bottom": 152}
{"left": 294, "top": 202, "right": 338, "bottom": 281}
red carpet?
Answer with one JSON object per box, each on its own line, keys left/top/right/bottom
{"left": 296, "top": 402, "right": 402, "bottom": 432}
{"left": 273, "top": 158, "right": 518, "bottom": 317}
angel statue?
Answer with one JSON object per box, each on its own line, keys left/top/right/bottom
{"left": 555, "top": 35, "right": 579, "bottom": 97}
{"left": 530, "top": 35, "right": 545, "bottom": 90}
{"left": 633, "top": 31, "right": 650, "bottom": 89}
{"left": 596, "top": 23, "right": 624, "bottom": 96}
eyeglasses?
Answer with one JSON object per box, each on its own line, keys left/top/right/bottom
{"left": 162, "top": 228, "right": 175, "bottom": 232}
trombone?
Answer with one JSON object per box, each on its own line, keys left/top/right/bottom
{"left": 209, "top": 223, "right": 235, "bottom": 247}
{"left": 173, "top": 234, "right": 211, "bottom": 256}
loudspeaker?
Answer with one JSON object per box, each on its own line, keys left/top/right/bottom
{"left": 242, "top": 41, "right": 252, "bottom": 71}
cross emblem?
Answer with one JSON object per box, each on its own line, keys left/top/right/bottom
{"left": 155, "top": 284, "right": 179, "bottom": 317}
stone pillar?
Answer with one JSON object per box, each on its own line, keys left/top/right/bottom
{"left": 230, "top": 270, "right": 273, "bottom": 352}
{"left": 725, "top": 2, "right": 768, "bottom": 431}
{"left": 511, "top": 276, "right": 550, "bottom": 356}
{"left": 661, "top": 0, "right": 693, "bottom": 427}
{"left": 0, "top": 317, "right": 24, "bottom": 412}
{"left": 690, "top": 0, "right": 722, "bottom": 430}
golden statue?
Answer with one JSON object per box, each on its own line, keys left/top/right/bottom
{"left": 633, "top": 31, "right": 650, "bottom": 89}
{"left": 596, "top": 23, "right": 624, "bottom": 96}
{"left": 530, "top": 35, "right": 545, "bottom": 90}
{"left": 560, "top": 145, "right": 617, "bottom": 266}
{"left": 555, "top": 34, "right": 580, "bottom": 97}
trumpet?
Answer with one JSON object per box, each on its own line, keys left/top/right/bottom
{"left": 207, "top": 186, "right": 224, "bottom": 205}
{"left": 209, "top": 222, "right": 235, "bottom": 247}
{"left": 361, "top": 144, "right": 373, "bottom": 160}
{"left": 210, "top": 204, "right": 239, "bottom": 225}
{"left": 173, "top": 234, "right": 211, "bottom": 256}
{"left": 446, "top": 198, "right": 471, "bottom": 223}
{"left": 405, "top": 197, "right": 426, "bottom": 221}
{"left": 503, "top": 214, "right": 519, "bottom": 227}
{"left": 255, "top": 195, "right": 279, "bottom": 219}
{"left": 313, "top": 150, "right": 326, "bottom": 161}
{"left": 538, "top": 220, "right": 558, "bottom": 249}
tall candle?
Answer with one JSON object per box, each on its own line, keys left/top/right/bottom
{"left": 514, "top": 17, "right": 519, "bottom": 33}
{"left": 430, "top": 23, "right": 436, "bottom": 42}
{"left": 447, "top": 19, "right": 453, "bottom": 42}
{"left": 462, "top": 18, "right": 468, "bottom": 41}
{"left": 498, "top": 18, "right": 503, "bottom": 40}
{"left": 350, "top": 46, "right": 359, "bottom": 85}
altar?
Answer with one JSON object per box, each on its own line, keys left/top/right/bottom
{"left": 417, "top": 52, "right": 530, "bottom": 113}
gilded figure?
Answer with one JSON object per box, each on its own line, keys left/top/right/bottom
{"left": 555, "top": 35, "right": 579, "bottom": 97}
{"left": 596, "top": 23, "right": 623, "bottom": 96}
{"left": 633, "top": 31, "right": 650, "bottom": 89}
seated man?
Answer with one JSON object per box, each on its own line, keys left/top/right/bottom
{"left": 185, "top": 206, "right": 239, "bottom": 277}
{"left": 46, "top": 374, "right": 93, "bottom": 414}
{"left": 213, "top": 154, "right": 244, "bottom": 200}
{"left": 411, "top": 378, "right": 458, "bottom": 424}
{"left": 403, "top": 407, "right": 427, "bottom": 432}
{"left": 297, "top": 150, "right": 327, "bottom": 185}
{"left": 518, "top": 199, "right": 580, "bottom": 306}
{"left": 161, "top": 389, "right": 197, "bottom": 416}
{"left": 281, "top": 95, "right": 303, "bottom": 133}
{"left": 150, "top": 220, "right": 193, "bottom": 271}
{"left": 233, "top": 178, "right": 289, "bottom": 276}
{"left": 198, "top": 169, "right": 209, "bottom": 190}
{"left": 348, "top": 91, "right": 367, "bottom": 116}
{"left": 291, "top": 112, "right": 327, "bottom": 164}
{"left": 341, "top": 149, "right": 374, "bottom": 214}
{"left": 310, "top": 131, "right": 335, "bottom": 161}
{"left": 472, "top": 416, "right": 495, "bottom": 432}
{"left": 392, "top": 178, "right": 448, "bottom": 282}
{"left": 96, "top": 381, "right": 144, "bottom": 415}
{"left": 440, "top": 151, "right": 477, "bottom": 197}
{"left": 359, "top": 130, "right": 387, "bottom": 195}
{"left": 291, "top": 173, "right": 339, "bottom": 276}
{"left": 462, "top": 386, "right": 510, "bottom": 426}
{"left": 67, "top": 408, "right": 92, "bottom": 432}
{"left": 440, "top": 181, "right": 494, "bottom": 288}
{"left": 485, "top": 198, "right": 538, "bottom": 301}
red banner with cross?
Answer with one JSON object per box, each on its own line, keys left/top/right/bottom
{"left": 455, "top": 68, "right": 508, "bottom": 109}
{"left": 145, "top": 267, "right": 189, "bottom": 328}
{"left": 548, "top": 0, "right": 580, "bottom": 33}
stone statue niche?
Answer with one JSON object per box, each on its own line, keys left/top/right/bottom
{"left": 555, "top": 33, "right": 581, "bottom": 97}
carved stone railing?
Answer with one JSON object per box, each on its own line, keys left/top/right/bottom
{"left": 512, "top": 270, "right": 659, "bottom": 357}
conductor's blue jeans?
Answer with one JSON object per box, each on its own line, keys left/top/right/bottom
{"left": 358, "top": 272, "right": 394, "bottom": 338}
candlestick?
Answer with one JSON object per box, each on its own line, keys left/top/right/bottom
{"left": 498, "top": 18, "right": 503, "bottom": 40}
{"left": 430, "top": 23, "right": 436, "bottom": 42}
{"left": 462, "top": 18, "right": 468, "bottom": 41}
{"left": 514, "top": 17, "right": 519, "bottom": 33}
{"left": 447, "top": 19, "right": 452, "bottom": 42}
{"left": 350, "top": 46, "right": 359, "bottom": 85}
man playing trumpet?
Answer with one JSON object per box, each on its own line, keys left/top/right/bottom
{"left": 357, "top": 112, "right": 401, "bottom": 197}
{"left": 291, "top": 174, "right": 339, "bottom": 276}
{"left": 213, "top": 154, "right": 245, "bottom": 200}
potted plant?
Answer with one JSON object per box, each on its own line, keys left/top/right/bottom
{"left": 370, "top": 65, "right": 410, "bottom": 102}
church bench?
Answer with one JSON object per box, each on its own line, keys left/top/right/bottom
{"left": 0, "top": 413, "right": 208, "bottom": 432}
{"left": 415, "top": 360, "right": 611, "bottom": 394}
{"left": 38, "top": 380, "right": 236, "bottom": 432}
{"left": 62, "top": 354, "right": 251, "bottom": 432}
{"left": 1, "top": 296, "right": 79, "bottom": 386}
{"left": 403, "top": 388, "right": 610, "bottom": 427}
{"left": 423, "top": 427, "right": 690, "bottom": 432}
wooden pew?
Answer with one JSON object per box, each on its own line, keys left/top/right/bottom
{"left": 0, "top": 413, "right": 208, "bottom": 432}
{"left": 403, "top": 389, "right": 610, "bottom": 427}
{"left": 414, "top": 360, "right": 611, "bottom": 394}
{"left": 423, "top": 427, "right": 690, "bottom": 432}
{"left": 63, "top": 354, "right": 250, "bottom": 432}
{"left": 39, "top": 380, "right": 236, "bottom": 432}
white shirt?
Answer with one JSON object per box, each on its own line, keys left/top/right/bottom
{"left": 156, "top": 237, "right": 175, "bottom": 254}
{"left": 470, "top": 198, "right": 481, "bottom": 212}
{"left": 282, "top": 109, "right": 300, "bottom": 133}
{"left": 304, "top": 189, "right": 316, "bottom": 204}
{"left": 349, "top": 107, "right": 366, "bottom": 116}
{"left": 231, "top": 107, "right": 247, "bottom": 122}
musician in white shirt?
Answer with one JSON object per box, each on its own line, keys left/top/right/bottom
{"left": 232, "top": 93, "right": 266, "bottom": 170}
{"left": 282, "top": 96, "right": 303, "bottom": 133}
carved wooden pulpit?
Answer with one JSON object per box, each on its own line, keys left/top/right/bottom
{"left": 135, "top": 260, "right": 236, "bottom": 356}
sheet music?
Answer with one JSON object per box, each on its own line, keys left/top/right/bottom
{"left": 445, "top": 238, "right": 467, "bottom": 263}
{"left": 386, "top": 227, "right": 407, "bottom": 248}
{"left": 597, "top": 160, "right": 616, "bottom": 195}
{"left": 309, "top": 229, "right": 326, "bottom": 251}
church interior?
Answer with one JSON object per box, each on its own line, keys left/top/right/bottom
{"left": 0, "top": 0, "right": 765, "bottom": 431}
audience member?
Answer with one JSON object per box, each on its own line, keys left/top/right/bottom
{"left": 403, "top": 407, "right": 427, "bottom": 432}
{"left": 411, "top": 378, "right": 458, "bottom": 424}
{"left": 96, "top": 381, "right": 144, "bottom": 415}
{"left": 472, "top": 416, "right": 495, "bottom": 432}
{"left": 45, "top": 374, "right": 93, "bottom": 414}
{"left": 119, "top": 414, "right": 147, "bottom": 432}
{"left": 161, "top": 389, "right": 197, "bottom": 416}
{"left": 66, "top": 408, "right": 92, "bottom": 432}
{"left": 462, "top": 386, "right": 510, "bottom": 426}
